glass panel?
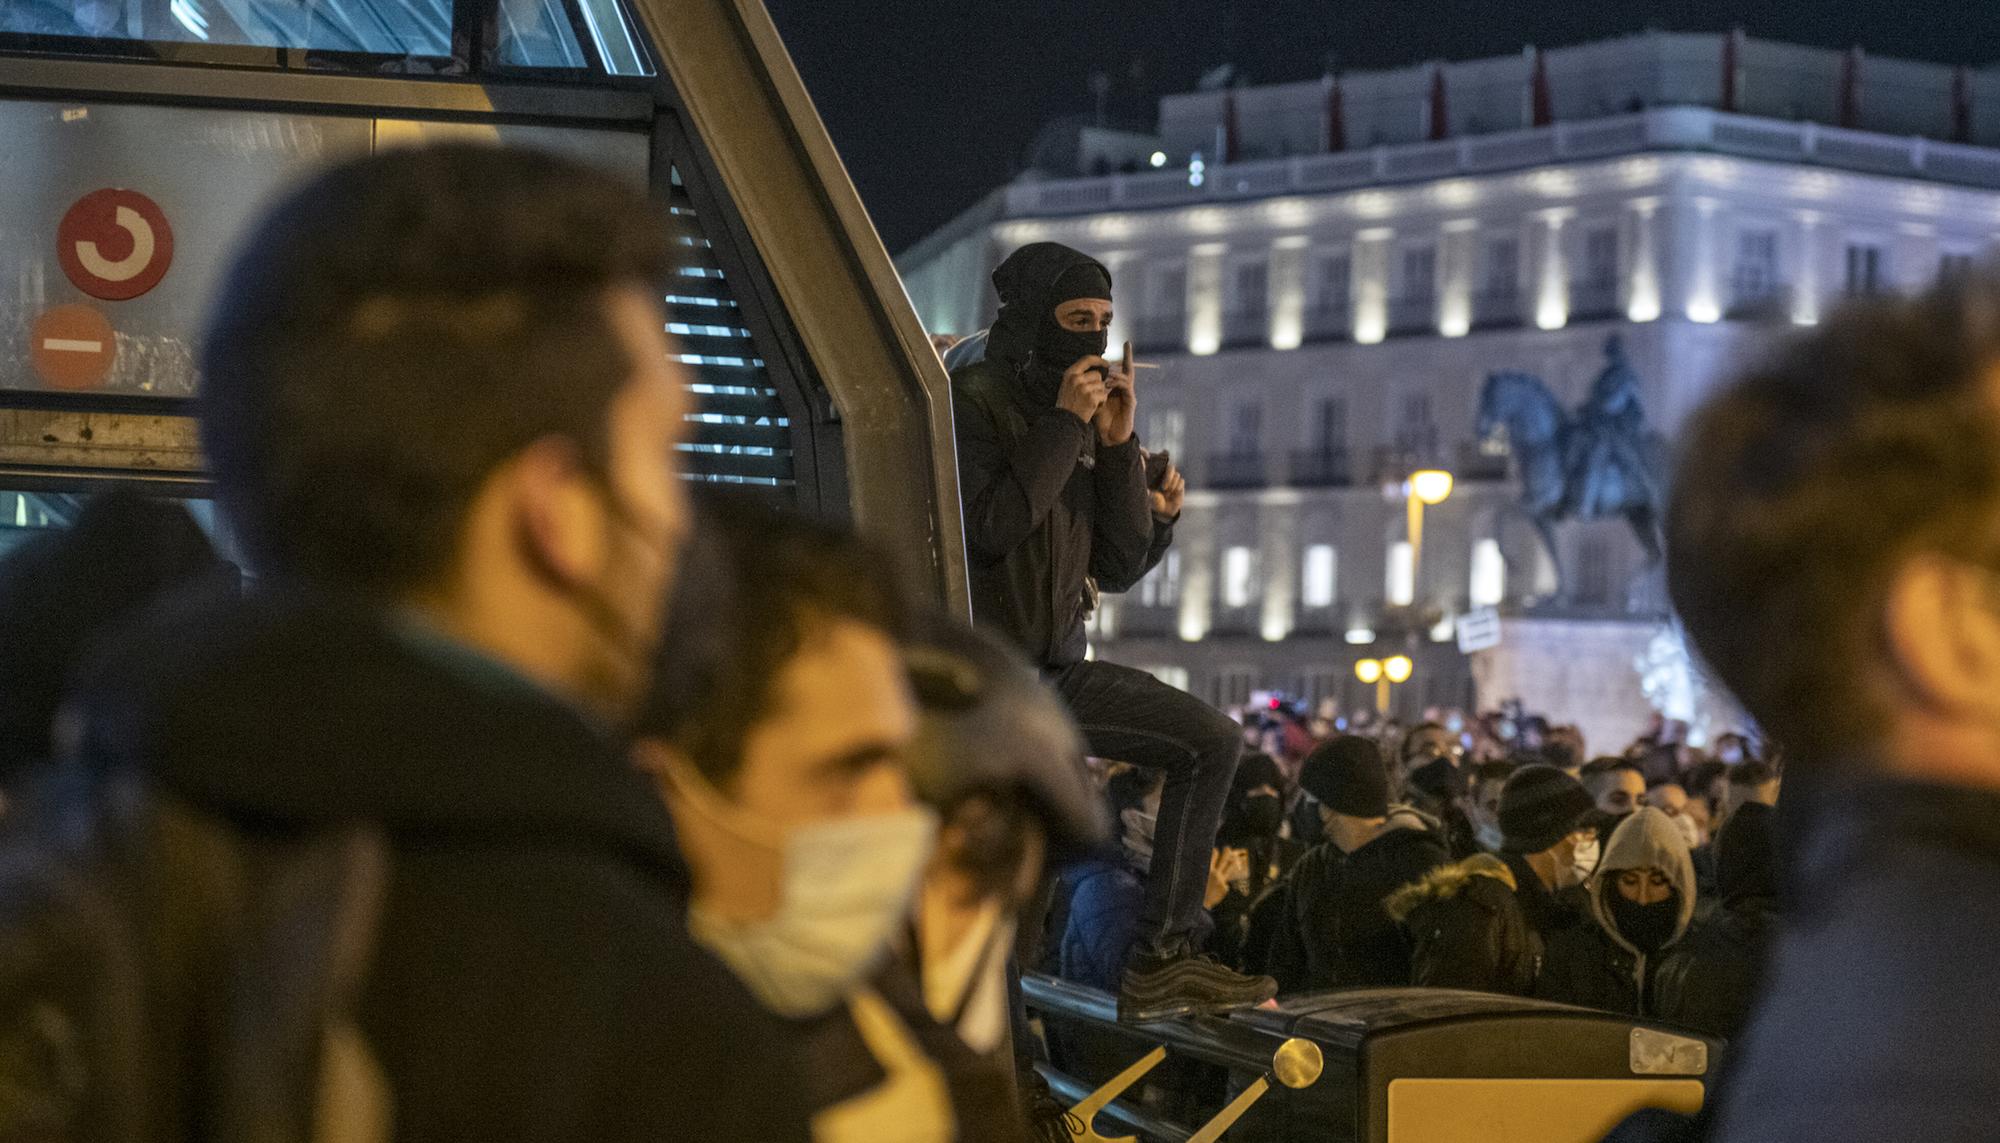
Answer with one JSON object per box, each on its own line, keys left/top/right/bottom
{"left": 495, "top": 0, "right": 588, "bottom": 68}
{"left": 0, "top": 487, "right": 247, "bottom": 568}
{"left": 0, "top": 0, "right": 452, "bottom": 56}
{"left": 0, "top": 100, "right": 375, "bottom": 398}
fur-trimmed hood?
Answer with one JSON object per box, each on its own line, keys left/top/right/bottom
{"left": 1385, "top": 853, "right": 1517, "bottom": 923}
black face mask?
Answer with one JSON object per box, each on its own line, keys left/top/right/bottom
{"left": 1032, "top": 320, "right": 1109, "bottom": 376}
{"left": 1609, "top": 888, "right": 1680, "bottom": 955}
{"left": 1236, "top": 794, "right": 1284, "bottom": 840}
{"left": 1407, "top": 756, "right": 1465, "bottom": 802}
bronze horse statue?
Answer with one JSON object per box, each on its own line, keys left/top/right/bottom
{"left": 1476, "top": 336, "right": 1668, "bottom": 593}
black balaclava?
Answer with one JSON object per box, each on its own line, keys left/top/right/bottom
{"left": 986, "top": 243, "right": 1112, "bottom": 406}
{"left": 1407, "top": 756, "right": 1466, "bottom": 803}
{"left": 1609, "top": 888, "right": 1681, "bottom": 956}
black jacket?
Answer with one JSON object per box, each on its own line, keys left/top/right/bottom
{"left": 1269, "top": 826, "right": 1447, "bottom": 993}
{"left": 1651, "top": 898, "right": 1773, "bottom": 1040}
{"left": 67, "top": 590, "right": 811, "bottom": 1143}
{"left": 951, "top": 246, "right": 1165, "bottom": 668}
{"left": 1498, "top": 850, "right": 1590, "bottom": 946}
{"left": 1388, "top": 856, "right": 1540, "bottom": 996}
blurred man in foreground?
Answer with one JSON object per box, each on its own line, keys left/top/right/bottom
{"left": 635, "top": 500, "right": 955, "bottom": 1140}
{"left": 1666, "top": 273, "right": 2000, "bottom": 1141}
{"left": 48, "top": 146, "right": 808, "bottom": 1139}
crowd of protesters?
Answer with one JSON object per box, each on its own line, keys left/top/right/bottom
{"left": 1043, "top": 708, "right": 1783, "bottom": 1042}
{"left": 1, "top": 139, "right": 1998, "bottom": 1143}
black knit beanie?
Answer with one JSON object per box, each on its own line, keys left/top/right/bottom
{"left": 1499, "top": 764, "right": 1594, "bottom": 854}
{"left": 1300, "top": 736, "right": 1390, "bottom": 819}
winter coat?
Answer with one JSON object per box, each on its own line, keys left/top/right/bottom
{"left": 1653, "top": 802, "right": 1780, "bottom": 1040}
{"left": 1708, "top": 779, "right": 2000, "bottom": 1143}
{"left": 1387, "top": 854, "right": 1540, "bottom": 995}
{"left": 1535, "top": 807, "right": 1697, "bottom": 1018}
{"left": 61, "top": 590, "right": 812, "bottom": 1143}
{"left": 1651, "top": 898, "right": 1774, "bottom": 1040}
{"left": 1055, "top": 858, "right": 1144, "bottom": 991}
{"left": 1267, "top": 825, "right": 1448, "bottom": 993}
{"left": 951, "top": 245, "right": 1166, "bottom": 668}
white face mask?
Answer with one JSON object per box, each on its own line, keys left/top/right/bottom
{"left": 1671, "top": 811, "right": 1703, "bottom": 851}
{"left": 1474, "top": 819, "right": 1506, "bottom": 853}
{"left": 671, "top": 760, "right": 939, "bottom": 1019}
{"left": 1566, "top": 835, "right": 1602, "bottom": 889}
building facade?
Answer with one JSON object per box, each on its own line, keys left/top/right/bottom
{"left": 900, "top": 31, "right": 2000, "bottom": 727}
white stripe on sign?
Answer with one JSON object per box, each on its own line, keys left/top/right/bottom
{"left": 43, "top": 338, "right": 103, "bottom": 353}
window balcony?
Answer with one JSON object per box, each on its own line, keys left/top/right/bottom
{"left": 1133, "top": 314, "right": 1187, "bottom": 354}
{"left": 1289, "top": 448, "right": 1354, "bottom": 488}
{"left": 1387, "top": 296, "right": 1435, "bottom": 336}
{"left": 1221, "top": 309, "right": 1269, "bottom": 349}
{"left": 1205, "top": 452, "right": 1268, "bottom": 490}
{"left": 1302, "top": 305, "right": 1350, "bottom": 343}
{"left": 1472, "top": 290, "right": 1522, "bottom": 329}
{"left": 1570, "top": 280, "right": 1619, "bottom": 320}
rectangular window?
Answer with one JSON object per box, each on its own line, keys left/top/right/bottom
{"left": 1402, "top": 246, "right": 1437, "bottom": 302}
{"left": 1302, "top": 544, "right": 1338, "bottom": 609}
{"left": 1231, "top": 261, "right": 1269, "bottom": 317}
{"left": 1387, "top": 540, "right": 1415, "bottom": 607}
{"left": 1845, "top": 244, "right": 1883, "bottom": 295}
{"left": 1228, "top": 401, "right": 1263, "bottom": 457}
{"left": 1309, "top": 397, "right": 1347, "bottom": 453}
{"left": 1395, "top": 394, "right": 1437, "bottom": 458}
{"left": 1732, "top": 230, "right": 1780, "bottom": 305}
{"left": 1485, "top": 238, "right": 1519, "bottom": 297}
{"left": 1583, "top": 228, "right": 1619, "bottom": 287}
{"left": 1150, "top": 263, "right": 1189, "bottom": 317}
{"left": 1215, "top": 668, "right": 1256, "bottom": 710}
{"left": 1470, "top": 537, "right": 1506, "bottom": 607}
{"left": 1145, "top": 408, "right": 1186, "bottom": 461}
{"left": 1140, "top": 549, "right": 1182, "bottom": 608}
{"left": 1316, "top": 252, "right": 1351, "bottom": 313}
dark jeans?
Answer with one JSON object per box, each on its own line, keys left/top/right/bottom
{"left": 1047, "top": 659, "right": 1243, "bottom": 961}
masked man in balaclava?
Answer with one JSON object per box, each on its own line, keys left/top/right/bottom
{"left": 950, "top": 242, "right": 1275, "bottom": 1021}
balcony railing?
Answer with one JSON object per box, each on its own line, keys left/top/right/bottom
{"left": 1205, "top": 452, "right": 1267, "bottom": 489}
{"left": 1302, "top": 305, "right": 1350, "bottom": 343}
{"left": 1570, "top": 279, "right": 1619, "bottom": 320}
{"left": 1471, "top": 289, "right": 1522, "bottom": 329}
{"left": 1289, "top": 448, "right": 1354, "bottom": 487}
{"left": 1387, "top": 296, "right": 1435, "bottom": 336}
{"left": 1001, "top": 106, "right": 2000, "bottom": 219}
{"left": 1221, "top": 309, "right": 1269, "bottom": 349}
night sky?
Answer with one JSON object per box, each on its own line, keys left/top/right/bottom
{"left": 763, "top": 0, "right": 2000, "bottom": 256}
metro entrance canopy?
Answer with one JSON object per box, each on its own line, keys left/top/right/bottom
{"left": 0, "top": 0, "right": 970, "bottom": 611}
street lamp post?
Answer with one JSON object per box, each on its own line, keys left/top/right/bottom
{"left": 1406, "top": 469, "right": 1454, "bottom": 605}
{"left": 1355, "top": 654, "right": 1414, "bottom": 717}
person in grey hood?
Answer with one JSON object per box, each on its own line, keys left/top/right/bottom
{"left": 951, "top": 242, "right": 1272, "bottom": 1022}
{"left": 1534, "top": 806, "right": 1697, "bottom": 1017}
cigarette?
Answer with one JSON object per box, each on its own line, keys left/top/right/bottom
{"left": 1124, "top": 362, "right": 1161, "bottom": 369}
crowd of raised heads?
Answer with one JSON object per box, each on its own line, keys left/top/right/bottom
{"left": 1042, "top": 707, "right": 1782, "bottom": 1109}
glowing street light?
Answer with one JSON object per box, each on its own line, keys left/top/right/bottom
{"left": 1354, "top": 656, "right": 1413, "bottom": 715}
{"left": 1405, "top": 469, "right": 1454, "bottom": 609}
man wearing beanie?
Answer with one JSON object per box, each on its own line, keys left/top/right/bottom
{"left": 1264, "top": 736, "right": 1447, "bottom": 992}
{"left": 1495, "top": 764, "right": 1597, "bottom": 947}
{"left": 952, "top": 242, "right": 1272, "bottom": 1022}
{"left": 1390, "top": 764, "right": 1593, "bottom": 995}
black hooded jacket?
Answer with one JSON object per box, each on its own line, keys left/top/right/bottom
{"left": 951, "top": 243, "right": 1166, "bottom": 668}
{"left": 64, "top": 590, "right": 811, "bottom": 1143}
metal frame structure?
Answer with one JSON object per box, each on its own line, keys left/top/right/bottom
{"left": 0, "top": 0, "right": 970, "bottom": 612}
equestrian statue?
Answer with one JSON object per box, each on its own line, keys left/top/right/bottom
{"left": 1475, "top": 335, "right": 1669, "bottom": 593}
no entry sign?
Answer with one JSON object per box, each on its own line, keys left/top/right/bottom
{"left": 30, "top": 304, "right": 117, "bottom": 390}
{"left": 57, "top": 188, "right": 175, "bottom": 301}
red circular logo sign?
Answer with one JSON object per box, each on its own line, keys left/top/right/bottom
{"left": 29, "top": 304, "right": 118, "bottom": 391}
{"left": 56, "top": 188, "right": 174, "bottom": 301}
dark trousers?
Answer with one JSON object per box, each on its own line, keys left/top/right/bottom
{"left": 1047, "top": 659, "right": 1243, "bottom": 960}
